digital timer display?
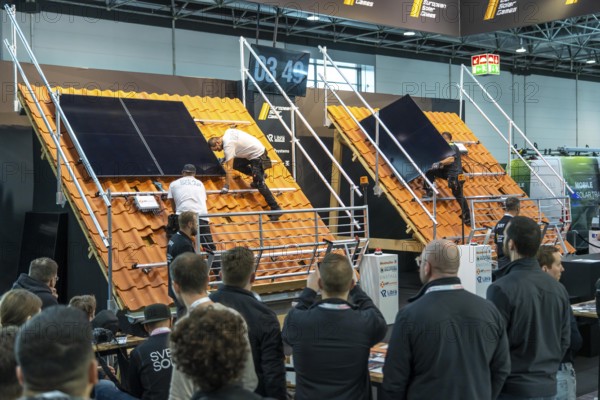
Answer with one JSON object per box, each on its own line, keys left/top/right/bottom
{"left": 247, "top": 45, "right": 310, "bottom": 97}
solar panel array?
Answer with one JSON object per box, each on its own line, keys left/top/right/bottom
{"left": 359, "top": 95, "right": 454, "bottom": 183}
{"left": 60, "top": 94, "right": 225, "bottom": 177}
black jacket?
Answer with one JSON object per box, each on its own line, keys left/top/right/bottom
{"left": 487, "top": 257, "right": 571, "bottom": 397}
{"left": 128, "top": 331, "right": 173, "bottom": 400}
{"left": 493, "top": 214, "right": 513, "bottom": 259}
{"left": 191, "top": 385, "right": 275, "bottom": 400}
{"left": 210, "top": 286, "right": 287, "bottom": 400}
{"left": 12, "top": 273, "right": 58, "bottom": 309}
{"left": 282, "top": 285, "right": 387, "bottom": 400}
{"left": 166, "top": 231, "right": 194, "bottom": 300}
{"left": 382, "top": 277, "right": 510, "bottom": 400}
{"left": 563, "top": 310, "right": 582, "bottom": 364}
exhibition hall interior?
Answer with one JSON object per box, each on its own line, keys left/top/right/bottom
{"left": 1, "top": 0, "right": 600, "bottom": 399}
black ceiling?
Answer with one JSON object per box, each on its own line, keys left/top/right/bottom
{"left": 16, "top": 0, "right": 600, "bottom": 81}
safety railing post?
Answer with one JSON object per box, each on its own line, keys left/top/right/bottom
{"left": 11, "top": 5, "right": 19, "bottom": 113}
{"left": 240, "top": 37, "right": 246, "bottom": 107}
{"left": 107, "top": 190, "right": 116, "bottom": 312}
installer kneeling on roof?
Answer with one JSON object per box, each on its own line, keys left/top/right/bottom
{"left": 420, "top": 131, "right": 471, "bottom": 226}
{"left": 208, "top": 128, "right": 283, "bottom": 222}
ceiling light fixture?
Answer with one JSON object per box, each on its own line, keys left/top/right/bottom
{"left": 515, "top": 38, "right": 527, "bottom": 53}
{"left": 586, "top": 59, "right": 597, "bottom": 64}
{"left": 307, "top": 14, "right": 320, "bottom": 21}
{"left": 404, "top": 31, "right": 416, "bottom": 36}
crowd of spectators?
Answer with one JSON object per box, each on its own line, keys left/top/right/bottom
{"left": 0, "top": 215, "right": 582, "bottom": 400}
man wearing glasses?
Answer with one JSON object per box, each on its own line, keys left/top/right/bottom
{"left": 12, "top": 257, "right": 59, "bottom": 309}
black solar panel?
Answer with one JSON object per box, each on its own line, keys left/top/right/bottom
{"left": 59, "top": 94, "right": 225, "bottom": 177}
{"left": 359, "top": 95, "right": 454, "bottom": 183}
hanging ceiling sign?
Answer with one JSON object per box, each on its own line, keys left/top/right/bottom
{"left": 250, "top": 0, "right": 599, "bottom": 36}
{"left": 471, "top": 54, "right": 500, "bottom": 76}
{"left": 461, "top": 0, "right": 600, "bottom": 35}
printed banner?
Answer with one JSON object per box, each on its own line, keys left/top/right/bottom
{"left": 251, "top": 0, "right": 599, "bottom": 36}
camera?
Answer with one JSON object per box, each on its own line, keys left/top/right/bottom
{"left": 92, "top": 327, "right": 115, "bottom": 344}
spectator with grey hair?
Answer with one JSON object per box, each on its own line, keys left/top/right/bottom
{"left": 12, "top": 257, "right": 59, "bottom": 309}
{"left": 15, "top": 305, "right": 98, "bottom": 399}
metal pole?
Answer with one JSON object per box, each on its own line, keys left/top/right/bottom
{"left": 323, "top": 46, "right": 328, "bottom": 127}
{"left": 459, "top": 63, "right": 464, "bottom": 121}
{"left": 3, "top": 42, "right": 110, "bottom": 247}
{"left": 321, "top": 77, "right": 438, "bottom": 223}
{"left": 350, "top": 183, "right": 355, "bottom": 237}
{"left": 462, "top": 64, "right": 573, "bottom": 194}
{"left": 240, "top": 36, "right": 246, "bottom": 107}
{"left": 507, "top": 121, "right": 512, "bottom": 176}
{"left": 11, "top": 5, "right": 19, "bottom": 113}
{"left": 432, "top": 193, "right": 437, "bottom": 239}
{"left": 55, "top": 91, "right": 63, "bottom": 206}
{"left": 243, "top": 37, "right": 362, "bottom": 197}
{"left": 318, "top": 49, "right": 432, "bottom": 188}
{"left": 291, "top": 108, "right": 296, "bottom": 180}
{"left": 458, "top": 84, "right": 563, "bottom": 206}
{"left": 375, "top": 112, "right": 380, "bottom": 184}
{"left": 107, "top": 190, "right": 116, "bottom": 312}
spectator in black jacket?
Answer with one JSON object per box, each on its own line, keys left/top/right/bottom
{"left": 382, "top": 239, "right": 510, "bottom": 400}
{"left": 12, "top": 257, "right": 59, "bottom": 309}
{"left": 167, "top": 211, "right": 197, "bottom": 317}
{"left": 210, "top": 247, "right": 287, "bottom": 399}
{"left": 282, "top": 253, "right": 387, "bottom": 400}
{"left": 538, "top": 245, "right": 582, "bottom": 400}
{"left": 487, "top": 216, "right": 571, "bottom": 400}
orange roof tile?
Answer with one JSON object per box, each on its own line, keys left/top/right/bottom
{"left": 20, "top": 84, "right": 334, "bottom": 311}
{"left": 328, "top": 105, "right": 574, "bottom": 253}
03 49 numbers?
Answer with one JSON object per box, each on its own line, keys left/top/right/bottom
{"left": 253, "top": 56, "right": 306, "bottom": 84}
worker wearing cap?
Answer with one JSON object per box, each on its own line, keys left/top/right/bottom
{"left": 167, "top": 164, "right": 215, "bottom": 254}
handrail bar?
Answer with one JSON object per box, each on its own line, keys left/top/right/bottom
{"left": 459, "top": 64, "right": 573, "bottom": 196}
{"left": 318, "top": 45, "right": 436, "bottom": 193}
{"left": 3, "top": 38, "right": 110, "bottom": 249}
{"left": 319, "top": 76, "right": 437, "bottom": 225}
{"left": 4, "top": 4, "right": 111, "bottom": 208}
{"left": 240, "top": 37, "right": 361, "bottom": 199}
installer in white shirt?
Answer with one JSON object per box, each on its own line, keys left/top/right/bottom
{"left": 208, "top": 129, "right": 282, "bottom": 221}
{"left": 167, "top": 164, "right": 215, "bottom": 254}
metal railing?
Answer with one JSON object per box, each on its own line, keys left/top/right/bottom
{"left": 318, "top": 46, "right": 440, "bottom": 237}
{"left": 467, "top": 196, "right": 571, "bottom": 253}
{"left": 458, "top": 64, "right": 574, "bottom": 204}
{"left": 3, "top": 3, "right": 116, "bottom": 310}
{"left": 135, "top": 206, "right": 370, "bottom": 285}
{"left": 239, "top": 37, "right": 362, "bottom": 228}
